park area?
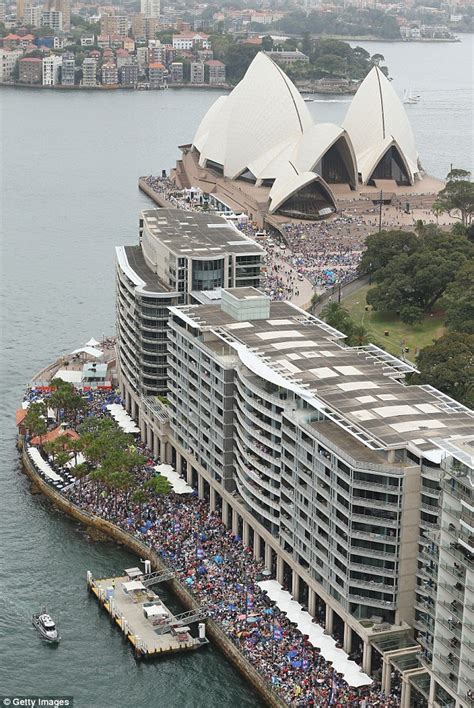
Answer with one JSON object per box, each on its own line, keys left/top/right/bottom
{"left": 342, "top": 285, "right": 446, "bottom": 362}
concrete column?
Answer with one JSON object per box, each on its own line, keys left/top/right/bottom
{"left": 164, "top": 442, "right": 172, "bottom": 464}
{"left": 291, "top": 572, "right": 300, "bottom": 602}
{"left": 400, "top": 678, "right": 410, "bottom": 708}
{"left": 264, "top": 543, "right": 272, "bottom": 572}
{"left": 428, "top": 676, "right": 435, "bottom": 706}
{"left": 382, "top": 657, "right": 391, "bottom": 695}
{"left": 276, "top": 556, "right": 284, "bottom": 585}
{"left": 343, "top": 622, "right": 352, "bottom": 654}
{"left": 242, "top": 520, "right": 250, "bottom": 547}
{"left": 198, "top": 475, "right": 204, "bottom": 499}
{"left": 253, "top": 533, "right": 261, "bottom": 561}
{"left": 325, "top": 605, "right": 334, "bottom": 635}
{"left": 232, "top": 509, "right": 239, "bottom": 536}
{"left": 308, "top": 588, "right": 316, "bottom": 617}
{"left": 209, "top": 487, "right": 216, "bottom": 512}
{"left": 153, "top": 435, "right": 159, "bottom": 459}
{"left": 186, "top": 464, "right": 193, "bottom": 486}
{"left": 362, "top": 641, "right": 372, "bottom": 675}
{"left": 222, "top": 499, "right": 229, "bottom": 527}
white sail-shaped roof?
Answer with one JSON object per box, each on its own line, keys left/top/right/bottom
{"left": 292, "top": 123, "right": 357, "bottom": 188}
{"left": 194, "top": 52, "right": 313, "bottom": 180}
{"left": 343, "top": 66, "right": 419, "bottom": 184}
{"left": 269, "top": 171, "right": 336, "bottom": 214}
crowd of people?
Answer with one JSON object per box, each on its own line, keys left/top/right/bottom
{"left": 30, "top": 387, "right": 402, "bottom": 707}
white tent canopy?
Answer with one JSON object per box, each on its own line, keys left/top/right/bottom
{"left": 258, "top": 580, "right": 372, "bottom": 688}
{"left": 71, "top": 346, "right": 103, "bottom": 359}
{"left": 125, "top": 567, "right": 143, "bottom": 578}
{"left": 28, "top": 446, "right": 63, "bottom": 483}
{"left": 85, "top": 337, "right": 101, "bottom": 347}
{"left": 155, "top": 463, "right": 193, "bottom": 495}
{"left": 123, "top": 580, "right": 145, "bottom": 593}
{"left": 54, "top": 369, "right": 83, "bottom": 384}
{"left": 106, "top": 404, "right": 140, "bottom": 434}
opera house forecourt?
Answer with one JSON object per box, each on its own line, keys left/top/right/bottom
{"left": 173, "top": 52, "right": 440, "bottom": 227}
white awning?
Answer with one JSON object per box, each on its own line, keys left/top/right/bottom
{"left": 125, "top": 567, "right": 143, "bottom": 578}
{"left": 258, "top": 580, "right": 372, "bottom": 688}
{"left": 71, "top": 346, "right": 103, "bottom": 358}
{"left": 28, "top": 446, "right": 63, "bottom": 483}
{"left": 123, "top": 580, "right": 145, "bottom": 593}
{"left": 144, "top": 605, "right": 168, "bottom": 618}
{"left": 55, "top": 369, "right": 83, "bottom": 384}
{"left": 155, "top": 463, "right": 193, "bottom": 495}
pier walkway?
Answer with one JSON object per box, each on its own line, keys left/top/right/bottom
{"left": 88, "top": 571, "right": 208, "bottom": 658}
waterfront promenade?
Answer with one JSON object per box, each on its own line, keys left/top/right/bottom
{"left": 20, "top": 386, "right": 403, "bottom": 707}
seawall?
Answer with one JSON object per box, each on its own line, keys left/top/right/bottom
{"left": 20, "top": 444, "right": 286, "bottom": 708}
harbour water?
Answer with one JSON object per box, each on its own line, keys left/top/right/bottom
{"left": 0, "top": 35, "right": 472, "bottom": 707}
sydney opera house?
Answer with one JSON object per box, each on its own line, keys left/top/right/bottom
{"left": 173, "top": 52, "right": 434, "bottom": 225}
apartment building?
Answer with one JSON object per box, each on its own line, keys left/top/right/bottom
{"left": 206, "top": 59, "right": 226, "bottom": 85}
{"left": 115, "top": 209, "right": 263, "bottom": 410}
{"left": 122, "top": 286, "right": 473, "bottom": 707}
{"left": 169, "top": 61, "right": 183, "bottom": 83}
{"left": 422, "top": 437, "right": 474, "bottom": 708}
{"left": 41, "top": 9, "right": 62, "bottom": 31}
{"left": 100, "top": 14, "right": 129, "bottom": 38}
{"left": 140, "top": 0, "right": 160, "bottom": 19}
{"left": 172, "top": 32, "right": 210, "bottom": 51}
{"left": 0, "top": 48, "right": 23, "bottom": 81}
{"left": 42, "top": 54, "right": 62, "bottom": 85}
{"left": 61, "top": 52, "right": 75, "bottom": 85}
{"left": 119, "top": 60, "right": 138, "bottom": 87}
{"left": 18, "top": 56, "right": 42, "bottom": 84}
{"left": 190, "top": 61, "right": 204, "bottom": 84}
{"left": 101, "top": 61, "right": 118, "bottom": 85}
{"left": 81, "top": 57, "right": 97, "bottom": 86}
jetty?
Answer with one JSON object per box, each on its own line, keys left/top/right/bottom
{"left": 87, "top": 568, "right": 208, "bottom": 659}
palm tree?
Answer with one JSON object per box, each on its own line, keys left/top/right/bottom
{"left": 320, "top": 301, "right": 352, "bottom": 335}
{"left": 347, "top": 324, "right": 371, "bottom": 347}
{"left": 23, "top": 402, "right": 48, "bottom": 442}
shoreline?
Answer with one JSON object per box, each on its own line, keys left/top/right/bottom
{"left": 19, "top": 440, "right": 286, "bottom": 708}
{"left": 0, "top": 81, "right": 232, "bottom": 92}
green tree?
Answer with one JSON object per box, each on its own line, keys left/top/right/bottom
{"left": 145, "top": 475, "right": 172, "bottom": 496}
{"left": 358, "top": 230, "right": 419, "bottom": 275}
{"left": 131, "top": 488, "right": 149, "bottom": 524}
{"left": 23, "top": 402, "right": 48, "bottom": 440}
{"left": 433, "top": 169, "right": 474, "bottom": 226}
{"left": 73, "top": 462, "right": 89, "bottom": 499}
{"left": 443, "top": 262, "right": 474, "bottom": 334}
{"left": 346, "top": 324, "right": 371, "bottom": 347}
{"left": 319, "top": 302, "right": 353, "bottom": 335}
{"left": 410, "top": 333, "right": 474, "bottom": 407}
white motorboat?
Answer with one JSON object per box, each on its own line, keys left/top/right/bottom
{"left": 32, "top": 609, "right": 60, "bottom": 643}
{"left": 403, "top": 89, "right": 420, "bottom": 104}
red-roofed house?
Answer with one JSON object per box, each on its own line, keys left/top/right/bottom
{"left": 172, "top": 32, "right": 210, "bottom": 51}
{"left": 30, "top": 426, "right": 80, "bottom": 447}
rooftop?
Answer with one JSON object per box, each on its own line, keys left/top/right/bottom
{"left": 120, "top": 245, "right": 172, "bottom": 294}
{"left": 141, "top": 209, "right": 264, "bottom": 258}
{"left": 170, "top": 298, "right": 473, "bottom": 453}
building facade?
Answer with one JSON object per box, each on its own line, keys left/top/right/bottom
{"left": 206, "top": 59, "right": 226, "bottom": 84}
{"left": 61, "top": 52, "right": 75, "bottom": 85}
{"left": 81, "top": 57, "right": 97, "bottom": 87}
{"left": 140, "top": 0, "right": 160, "bottom": 19}
{"left": 18, "top": 57, "right": 42, "bottom": 84}
{"left": 42, "top": 54, "right": 62, "bottom": 85}
{"left": 117, "top": 278, "right": 473, "bottom": 707}
{"left": 41, "top": 9, "right": 63, "bottom": 31}
{"left": 120, "top": 60, "right": 139, "bottom": 87}
{"left": 148, "top": 62, "right": 164, "bottom": 88}
{"left": 190, "top": 61, "right": 204, "bottom": 84}
{"left": 0, "top": 48, "right": 22, "bottom": 81}
{"left": 101, "top": 61, "right": 118, "bottom": 85}
{"left": 115, "top": 209, "right": 263, "bottom": 409}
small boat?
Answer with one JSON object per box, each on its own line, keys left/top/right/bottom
{"left": 32, "top": 609, "right": 60, "bottom": 643}
{"left": 304, "top": 97, "right": 314, "bottom": 102}
{"left": 403, "top": 89, "right": 420, "bottom": 104}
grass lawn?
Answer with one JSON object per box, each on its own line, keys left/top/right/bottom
{"left": 342, "top": 285, "right": 446, "bottom": 361}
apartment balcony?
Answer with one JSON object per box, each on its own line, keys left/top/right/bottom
{"left": 235, "top": 478, "right": 279, "bottom": 525}
{"left": 436, "top": 616, "right": 463, "bottom": 641}
{"left": 351, "top": 528, "right": 399, "bottom": 544}
{"left": 234, "top": 436, "right": 280, "bottom": 482}
{"left": 348, "top": 592, "right": 396, "bottom": 609}
{"left": 234, "top": 409, "right": 281, "bottom": 452}
{"left": 349, "top": 575, "right": 397, "bottom": 593}
{"left": 237, "top": 399, "right": 281, "bottom": 438}
{"left": 349, "top": 560, "right": 397, "bottom": 577}
{"left": 234, "top": 422, "right": 279, "bottom": 467}
{"left": 235, "top": 449, "right": 280, "bottom": 498}
{"left": 436, "top": 632, "right": 461, "bottom": 657}
{"left": 352, "top": 494, "right": 400, "bottom": 511}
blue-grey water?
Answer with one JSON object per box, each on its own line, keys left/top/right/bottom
{"left": 0, "top": 35, "right": 472, "bottom": 707}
